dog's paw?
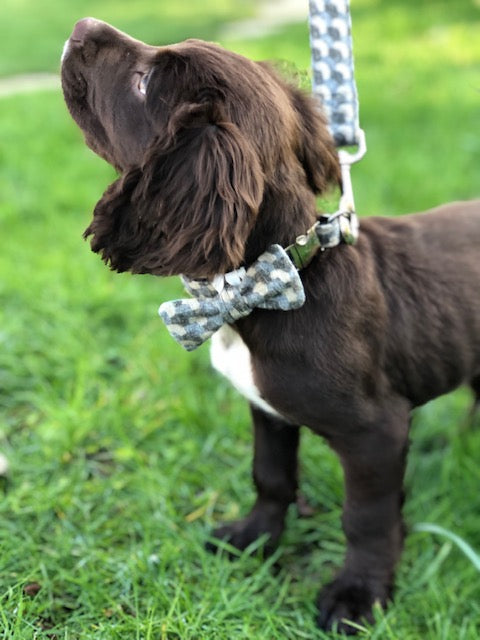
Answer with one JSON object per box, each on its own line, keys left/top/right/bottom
{"left": 316, "top": 574, "right": 390, "bottom": 635}
{"left": 206, "top": 509, "right": 285, "bottom": 556}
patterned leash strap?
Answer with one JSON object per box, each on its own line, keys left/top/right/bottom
{"left": 308, "top": 0, "right": 366, "bottom": 238}
{"left": 309, "top": 0, "right": 361, "bottom": 147}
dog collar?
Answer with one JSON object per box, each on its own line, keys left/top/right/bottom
{"left": 158, "top": 212, "right": 358, "bottom": 350}
{"left": 286, "top": 211, "right": 359, "bottom": 269}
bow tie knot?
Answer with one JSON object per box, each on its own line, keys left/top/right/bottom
{"left": 158, "top": 244, "right": 305, "bottom": 350}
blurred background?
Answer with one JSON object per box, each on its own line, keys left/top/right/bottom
{"left": 1, "top": 1, "right": 479, "bottom": 638}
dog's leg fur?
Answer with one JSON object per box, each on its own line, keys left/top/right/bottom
{"left": 208, "top": 406, "right": 300, "bottom": 553}
{"left": 465, "top": 374, "right": 480, "bottom": 428}
{"left": 317, "top": 400, "right": 410, "bottom": 633}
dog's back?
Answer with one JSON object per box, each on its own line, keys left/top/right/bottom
{"left": 359, "top": 201, "right": 480, "bottom": 405}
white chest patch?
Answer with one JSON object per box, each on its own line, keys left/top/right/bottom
{"left": 210, "top": 326, "right": 284, "bottom": 420}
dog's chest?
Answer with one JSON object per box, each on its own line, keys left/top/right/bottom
{"left": 210, "top": 326, "right": 284, "bottom": 420}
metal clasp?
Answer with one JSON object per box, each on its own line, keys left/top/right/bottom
{"left": 337, "top": 128, "right": 366, "bottom": 214}
{"left": 335, "top": 128, "right": 367, "bottom": 244}
{"left": 286, "top": 129, "right": 367, "bottom": 268}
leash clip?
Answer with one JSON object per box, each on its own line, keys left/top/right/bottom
{"left": 285, "top": 130, "right": 367, "bottom": 269}
{"left": 335, "top": 128, "right": 367, "bottom": 244}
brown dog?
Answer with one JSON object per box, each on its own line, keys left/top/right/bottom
{"left": 61, "top": 18, "right": 480, "bottom": 634}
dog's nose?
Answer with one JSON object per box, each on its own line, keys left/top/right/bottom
{"left": 70, "top": 17, "right": 99, "bottom": 44}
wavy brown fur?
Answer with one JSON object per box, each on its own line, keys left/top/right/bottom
{"left": 62, "top": 19, "right": 480, "bottom": 635}
{"left": 61, "top": 21, "right": 339, "bottom": 277}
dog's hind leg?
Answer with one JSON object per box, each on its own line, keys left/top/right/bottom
{"left": 464, "top": 374, "right": 480, "bottom": 429}
{"left": 471, "top": 374, "right": 480, "bottom": 413}
{"left": 317, "top": 400, "right": 410, "bottom": 634}
{"left": 206, "top": 406, "right": 300, "bottom": 555}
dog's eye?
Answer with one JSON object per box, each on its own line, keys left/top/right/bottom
{"left": 137, "top": 72, "right": 151, "bottom": 96}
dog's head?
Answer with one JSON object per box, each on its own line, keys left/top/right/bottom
{"left": 61, "top": 18, "right": 340, "bottom": 277}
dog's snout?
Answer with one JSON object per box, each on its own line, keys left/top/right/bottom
{"left": 70, "top": 17, "right": 101, "bottom": 44}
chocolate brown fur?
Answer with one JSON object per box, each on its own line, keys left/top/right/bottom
{"left": 62, "top": 19, "right": 480, "bottom": 634}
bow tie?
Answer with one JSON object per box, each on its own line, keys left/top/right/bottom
{"left": 158, "top": 244, "right": 305, "bottom": 351}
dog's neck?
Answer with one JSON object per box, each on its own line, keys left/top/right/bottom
{"left": 242, "top": 188, "right": 357, "bottom": 271}
{"left": 243, "top": 190, "right": 319, "bottom": 267}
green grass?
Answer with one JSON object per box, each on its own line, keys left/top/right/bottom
{"left": 1, "top": 1, "right": 480, "bottom": 638}
{"left": 0, "top": 0, "right": 255, "bottom": 76}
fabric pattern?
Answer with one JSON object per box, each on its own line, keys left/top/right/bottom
{"left": 309, "top": 0, "right": 360, "bottom": 147}
{"left": 159, "top": 245, "right": 305, "bottom": 351}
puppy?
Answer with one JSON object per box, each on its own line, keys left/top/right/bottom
{"left": 61, "top": 18, "right": 480, "bottom": 633}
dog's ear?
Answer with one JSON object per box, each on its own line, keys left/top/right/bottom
{"left": 83, "top": 168, "right": 149, "bottom": 273}
{"left": 85, "top": 100, "right": 264, "bottom": 277}
{"left": 291, "top": 88, "right": 341, "bottom": 194}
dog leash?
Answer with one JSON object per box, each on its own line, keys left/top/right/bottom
{"left": 309, "top": 0, "right": 362, "bottom": 148}
{"left": 285, "top": 0, "right": 368, "bottom": 270}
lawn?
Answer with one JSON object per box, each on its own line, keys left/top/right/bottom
{"left": 0, "top": 0, "right": 479, "bottom": 638}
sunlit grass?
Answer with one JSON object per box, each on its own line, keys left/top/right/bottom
{"left": 1, "top": 1, "right": 480, "bottom": 638}
{"left": 0, "top": 0, "right": 254, "bottom": 76}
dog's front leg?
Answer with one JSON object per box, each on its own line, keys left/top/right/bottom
{"left": 207, "top": 406, "right": 300, "bottom": 554}
{"left": 317, "top": 401, "right": 410, "bottom": 634}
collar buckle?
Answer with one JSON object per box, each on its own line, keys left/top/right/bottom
{"left": 287, "top": 211, "right": 358, "bottom": 270}
{"left": 287, "top": 130, "right": 366, "bottom": 270}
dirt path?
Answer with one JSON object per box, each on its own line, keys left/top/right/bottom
{"left": 0, "top": 0, "right": 307, "bottom": 98}
{"left": 0, "top": 72, "right": 59, "bottom": 98}
{"left": 220, "top": 0, "right": 306, "bottom": 39}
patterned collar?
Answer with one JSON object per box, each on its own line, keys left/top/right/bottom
{"left": 158, "top": 211, "right": 358, "bottom": 350}
{"left": 286, "top": 210, "right": 358, "bottom": 269}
